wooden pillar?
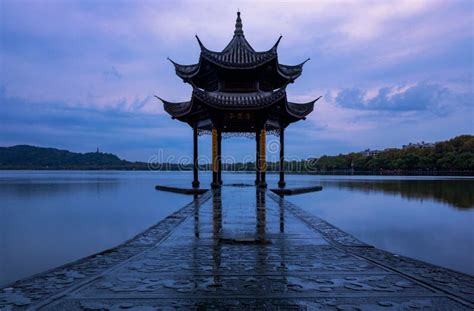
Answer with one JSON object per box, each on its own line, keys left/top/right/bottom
{"left": 258, "top": 127, "right": 267, "bottom": 188}
{"left": 211, "top": 128, "right": 220, "bottom": 188}
{"left": 217, "top": 129, "right": 222, "bottom": 185}
{"left": 255, "top": 129, "right": 261, "bottom": 185}
{"left": 278, "top": 127, "right": 286, "bottom": 188}
{"left": 192, "top": 124, "right": 200, "bottom": 188}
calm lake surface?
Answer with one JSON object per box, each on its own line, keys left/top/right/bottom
{"left": 0, "top": 171, "right": 473, "bottom": 286}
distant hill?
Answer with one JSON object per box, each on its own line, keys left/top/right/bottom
{"left": 0, "top": 145, "right": 148, "bottom": 170}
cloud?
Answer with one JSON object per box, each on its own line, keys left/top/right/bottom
{"left": 294, "top": 83, "right": 473, "bottom": 156}
{"left": 335, "top": 82, "right": 471, "bottom": 114}
{"left": 0, "top": 93, "right": 191, "bottom": 161}
{"left": 1, "top": 1, "right": 472, "bottom": 104}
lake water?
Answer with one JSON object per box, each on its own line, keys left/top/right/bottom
{"left": 0, "top": 171, "right": 473, "bottom": 287}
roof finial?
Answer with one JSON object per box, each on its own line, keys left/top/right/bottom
{"left": 234, "top": 11, "right": 243, "bottom": 36}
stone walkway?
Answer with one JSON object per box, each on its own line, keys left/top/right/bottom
{"left": 1, "top": 186, "right": 473, "bottom": 310}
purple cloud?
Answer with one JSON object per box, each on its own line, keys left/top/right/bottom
{"left": 335, "top": 82, "right": 469, "bottom": 114}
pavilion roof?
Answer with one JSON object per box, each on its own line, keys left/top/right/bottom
{"left": 168, "top": 11, "right": 307, "bottom": 81}
{"left": 167, "top": 60, "right": 199, "bottom": 79}
{"left": 157, "top": 11, "right": 320, "bottom": 130}
{"left": 286, "top": 97, "right": 321, "bottom": 119}
{"left": 196, "top": 35, "right": 279, "bottom": 69}
{"left": 157, "top": 98, "right": 193, "bottom": 118}
{"left": 278, "top": 60, "right": 309, "bottom": 81}
{"left": 157, "top": 90, "right": 321, "bottom": 126}
{"left": 170, "top": 59, "right": 307, "bottom": 83}
{"left": 192, "top": 88, "right": 286, "bottom": 110}
{"left": 196, "top": 11, "right": 279, "bottom": 69}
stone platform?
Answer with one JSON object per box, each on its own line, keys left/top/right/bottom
{"left": 1, "top": 186, "right": 473, "bottom": 310}
{"left": 155, "top": 185, "right": 208, "bottom": 195}
{"left": 270, "top": 185, "right": 323, "bottom": 196}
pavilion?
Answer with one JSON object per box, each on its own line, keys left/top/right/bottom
{"left": 157, "top": 12, "right": 320, "bottom": 189}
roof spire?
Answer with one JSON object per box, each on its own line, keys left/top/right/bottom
{"left": 195, "top": 35, "right": 206, "bottom": 50}
{"left": 234, "top": 11, "right": 244, "bottom": 36}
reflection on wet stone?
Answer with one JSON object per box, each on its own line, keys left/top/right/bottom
{"left": 1, "top": 186, "right": 473, "bottom": 310}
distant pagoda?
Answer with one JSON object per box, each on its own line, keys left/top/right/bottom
{"left": 158, "top": 12, "right": 320, "bottom": 189}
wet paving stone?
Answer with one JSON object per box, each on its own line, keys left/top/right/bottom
{"left": 44, "top": 296, "right": 470, "bottom": 310}
{"left": 1, "top": 187, "right": 473, "bottom": 310}
{"left": 75, "top": 273, "right": 433, "bottom": 298}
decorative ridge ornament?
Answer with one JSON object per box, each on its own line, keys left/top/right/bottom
{"left": 234, "top": 11, "right": 244, "bottom": 36}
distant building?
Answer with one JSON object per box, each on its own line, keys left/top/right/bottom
{"left": 402, "top": 141, "right": 435, "bottom": 149}
{"left": 358, "top": 149, "right": 382, "bottom": 157}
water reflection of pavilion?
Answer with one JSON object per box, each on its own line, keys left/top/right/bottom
{"left": 192, "top": 187, "right": 287, "bottom": 283}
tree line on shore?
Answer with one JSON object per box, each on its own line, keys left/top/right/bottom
{"left": 195, "top": 135, "right": 473, "bottom": 173}
{"left": 302, "top": 135, "right": 474, "bottom": 173}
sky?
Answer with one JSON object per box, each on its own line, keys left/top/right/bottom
{"left": 1, "top": 0, "right": 473, "bottom": 162}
